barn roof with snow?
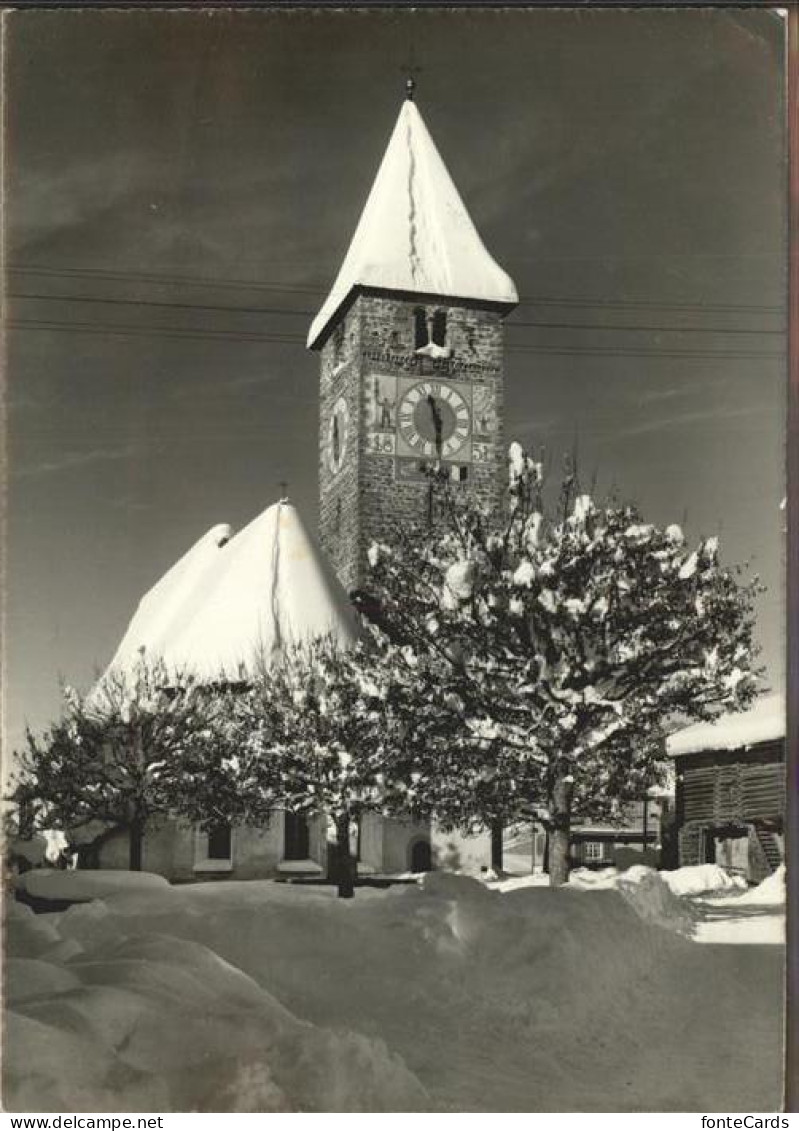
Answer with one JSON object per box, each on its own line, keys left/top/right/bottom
{"left": 666, "top": 693, "right": 785, "bottom": 758}
{"left": 307, "top": 96, "right": 518, "bottom": 350}
{"left": 102, "top": 501, "right": 359, "bottom": 683}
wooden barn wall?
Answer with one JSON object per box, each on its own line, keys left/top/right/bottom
{"left": 676, "top": 741, "right": 785, "bottom": 826}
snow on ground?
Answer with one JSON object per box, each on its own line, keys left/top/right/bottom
{"left": 492, "top": 863, "right": 784, "bottom": 945}
{"left": 494, "top": 865, "right": 698, "bottom": 936}
{"left": 4, "top": 865, "right": 784, "bottom": 1113}
{"left": 18, "top": 869, "right": 170, "bottom": 902}
{"left": 690, "top": 866, "right": 786, "bottom": 946}
{"left": 4, "top": 893, "right": 427, "bottom": 1113}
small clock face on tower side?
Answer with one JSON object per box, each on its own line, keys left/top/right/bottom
{"left": 326, "top": 397, "right": 350, "bottom": 475}
{"left": 397, "top": 380, "right": 471, "bottom": 459}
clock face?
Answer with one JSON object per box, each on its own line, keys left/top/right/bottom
{"left": 326, "top": 397, "right": 350, "bottom": 475}
{"left": 397, "top": 380, "right": 471, "bottom": 459}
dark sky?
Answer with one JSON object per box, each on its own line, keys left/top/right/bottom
{"left": 5, "top": 7, "right": 787, "bottom": 757}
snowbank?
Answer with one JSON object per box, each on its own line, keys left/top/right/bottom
{"left": 700, "top": 864, "right": 786, "bottom": 909}
{"left": 4, "top": 896, "right": 428, "bottom": 1112}
{"left": 17, "top": 869, "right": 170, "bottom": 903}
{"left": 660, "top": 864, "right": 747, "bottom": 898}
{"left": 690, "top": 867, "right": 786, "bottom": 945}
{"left": 4, "top": 870, "right": 783, "bottom": 1112}
{"left": 568, "top": 866, "right": 696, "bottom": 936}
{"left": 739, "top": 864, "right": 786, "bottom": 906}
{"left": 499, "top": 866, "right": 696, "bottom": 935}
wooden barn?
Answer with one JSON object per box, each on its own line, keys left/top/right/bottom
{"left": 666, "top": 694, "right": 785, "bottom": 884}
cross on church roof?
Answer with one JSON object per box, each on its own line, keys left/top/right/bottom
{"left": 401, "top": 58, "right": 423, "bottom": 101}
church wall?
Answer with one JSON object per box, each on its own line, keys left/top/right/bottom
{"left": 380, "top": 814, "right": 432, "bottom": 874}
{"left": 83, "top": 815, "right": 494, "bottom": 879}
{"left": 358, "top": 811, "right": 385, "bottom": 872}
{"left": 93, "top": 812, "right": 328, "bottom": 882}
{"left": 94, "top": 818, "right": 186, "bottom": 877}
{"left": 222, "top": 819, "right": 282, "bottom": 880}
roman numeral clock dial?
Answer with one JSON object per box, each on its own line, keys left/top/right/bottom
{"left": 397, "top": 380, "right": 471, "bottom": 461}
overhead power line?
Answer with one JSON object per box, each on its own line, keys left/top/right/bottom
{"left": 7, "top": 317, "right": 307, "bottom": 347}
{"left": 9, "top": 291, "right": 786, "bottom": 339}
{"left": 8, "top": 263, "right": 786, "bottom": 318}
{"left": 8, "top": 315, "right": 783, "bottom": 361}
{"left": 11, "top": 291, "right": 318, "bottom": 320}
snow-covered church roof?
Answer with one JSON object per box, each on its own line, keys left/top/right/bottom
{"left": 101, "top": 501, "right": 360, "bottom": 684}
{"left": 307, "top": 97, "right": 518, "bottom": 349}
{"left": 666, "top": 692, "right": 785, "bottom": 757}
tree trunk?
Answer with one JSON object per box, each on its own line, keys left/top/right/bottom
{"left": 129, "top": 817, "right": 144, "bottom": 871}
{"left": 335, "top": 813, "right": 355, "bottom": 899}
{"left": 490, "top": 818, "right": 504, "bottom": 873}
{"left": 549, "top": 776, "right": 574, "bottom": 888}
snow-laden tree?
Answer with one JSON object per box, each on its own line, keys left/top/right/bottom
{"left": 364, "top": 445, "right": 763, "bottom": 885}
{"left": 225, "top": 637, "right": 415, "bottom": 898}
{"left": 9, "top": 655, "right": 221, "bottom": 870}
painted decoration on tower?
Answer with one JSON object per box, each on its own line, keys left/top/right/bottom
{"left": 364, "top": 373, "right": 397, "bottom": 456}
{"left": 472, "top": 385, "right": 497, "bottom": 438}
{"left": 471, "top": 384, "right": 497, "bottom": 471}
{"left": 364, "top": 372, "right": 498, "bottom": 481}
{"left": 326, "top": 396, "right": 350, "bottom": 475}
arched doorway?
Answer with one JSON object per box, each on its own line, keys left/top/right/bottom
{"left": 410, "top": 839, "right": 432, "bottom": 873}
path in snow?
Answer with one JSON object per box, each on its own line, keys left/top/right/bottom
{"left": 690, "top": 895, "right": 785, "bottom": 946}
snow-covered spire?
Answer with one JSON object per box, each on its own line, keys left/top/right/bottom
{"left": 307, "top": 98, "right": 518, "bottom": 349}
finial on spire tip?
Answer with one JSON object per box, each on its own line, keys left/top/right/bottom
{"left": 405, "top": 76, "right": 416, "bottom": 101}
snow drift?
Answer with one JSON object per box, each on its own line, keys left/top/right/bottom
{"left": 4, "top": 897, "right": 428, "bottom": 1113}
{"left": 4, "top": 869, "right": 784, "bottom": 1112}
{"left": 739, "top": 864, "right": 786, "bottom": 906}
{"left": 660, "top": 864, "right": 748, "bottom": 898}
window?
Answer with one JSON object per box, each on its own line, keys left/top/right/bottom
{"left": 414, "top": 307, "right": 448, "bottom": 349}
{"left": 284, "top": 811, "right": 310, "bottom": 861}
{"left": 414, "top": 307, "right": 428, "bottom": 349}
{"left": 584, "top": 841, "right": 604, "bottom": 862}
{"left": 432, "top": 308, "right": 447, "bottom": 347}
{"left": 207, "top": 822, "right": 232, "bottom": 861}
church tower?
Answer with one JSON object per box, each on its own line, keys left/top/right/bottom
{"left": 308, "top": 85, "right": 518, "bottom": 593}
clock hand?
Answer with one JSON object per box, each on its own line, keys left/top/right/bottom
{"left": 427, "top": 394, "right": 443, "bottom": 458}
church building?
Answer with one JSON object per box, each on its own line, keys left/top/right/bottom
{"left": 81, "top": 86, "right": 518, "bottom": 881}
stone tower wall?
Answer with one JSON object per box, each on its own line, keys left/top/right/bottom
{"left": 318, "top": 291, "right": 507, "bottom": 592}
